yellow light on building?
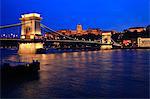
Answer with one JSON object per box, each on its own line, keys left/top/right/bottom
{"left": 35, "top": 43, "right": 43, "bottom": 49}
{"left": 138, "top": 37, "right": 150, "bottom": 47}
{"left": 101, "top": 45, "right": 112, "bottom": 50}
{"left": 20, "top": 13, "right": 42, "bottom": 40}
{"left": 21, "top": 13, "right": 41, "bottom": 18}
{"left": 18, "top": 43, "right": 43, "bottom": 54}
{"left": 21, "top": 35, "right": 25, "bottom": 39}
{"left": 30, "top": 35, "right": 34, "bottom": 39}
{"left": 101, "top": 31, "right": 112, "bottom": 49}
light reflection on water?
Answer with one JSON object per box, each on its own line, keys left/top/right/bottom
{"left": 1, "top": 49, "right": 150, "bottom": 98}
{"left": 18, "top": 43, "right": 43, "bottom": 54}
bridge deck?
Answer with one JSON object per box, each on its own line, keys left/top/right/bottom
{"left": 0, "top": 39, "right": 113, "bottom": 45}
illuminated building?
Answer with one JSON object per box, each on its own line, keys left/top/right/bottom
{"left": 76, "top": 24, "right": 83, "bottom": 34}
{"left": 137, "top": 37, "right": 150, "bottom": 48}
{"left": 56, "top": 24, "right": 105, "bottom": 36}
{"left": 57, "top": 29, "right": 72, "bottom": 36}
{"left": 56, "top": 25, "right": 116, "bottom": 37}
{"left": 74, "top": 24, "right": 87, "bottom": 35}
{"left": 58, "top": 24, "right": 87, "bottom": 36}
{"left": 123, "top": 40, "right": 132, "bottom": 46}
{"left": 20, "top": 13, "right": 42, "bottom": 39}
{"left": 128, "top": 27, "right": 145, "bottom": 32}
{"left": 71, "top": 30, "right": 77, "bottom": 35}
{"left": 87, "top": 28, "right": 102, "bottom": 35}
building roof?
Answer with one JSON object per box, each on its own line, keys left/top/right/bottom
{"left": 129, "top": 27, "right": 145, "bottom": 29}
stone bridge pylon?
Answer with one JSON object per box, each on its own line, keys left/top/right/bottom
{"left": 20, "top": 13, "right": 42, "bottom": 40}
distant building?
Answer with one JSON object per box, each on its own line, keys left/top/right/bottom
{"left": 76, "top": 24, "right": 83, "bottom": 34}
{"left": 58, "top": 24, "right": 87, "bottom": 36}
{"left": 57, "top": 29, "right": 72, "bottom": 36}
{"left": 137, "top": 37, "right": 150, "bottom": 48}
{"left": 128, "top": 27, "right": 145, "bottom": 32}
{"left": 76, "top": 24, "right": 87, "bottom": 35}
{"left": 70, "top": 30, "right": 77, "bottom": 35}
{"left": 50, "top": 24, "right": 117, "bottom": 37}
{"left": 87, "top": 28, "right": 102, "bottom": 35}
{"left": 123, "top": 40, "right": 132, "bottom": 46}
{"left": 102, "top": 31, "right": 112, "bottom": 34}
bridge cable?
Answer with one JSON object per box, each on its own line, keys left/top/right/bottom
{"left": 111, "top": 38, "right": 122, "bottom": 46}
{"left": 40, "top": 24, "right": 75, "bottom": 40}
{"left": 0, "top": 22, "right": 32, "bottom": 29}
{"left": 0, "top": 23, "right": 22, "bottom": 29}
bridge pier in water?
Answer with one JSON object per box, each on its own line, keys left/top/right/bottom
{"left": 101, "top": 45, "right": 112, "bottom": 50}
{"left": 18, "top": 43, "right": 43, "bottom": 54}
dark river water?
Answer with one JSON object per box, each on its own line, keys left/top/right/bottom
{"left": 1, "top": 49, "right": 150, "bottom": 98}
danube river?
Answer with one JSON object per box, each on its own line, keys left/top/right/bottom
{"left": 1, "top": 49, "right": 149, "bottom": 98}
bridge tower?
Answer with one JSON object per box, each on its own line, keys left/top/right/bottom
{"left": 20, "top": 13, "right": 42, "bottom": 39}
{"left": 18, "top": 13, "right": 44, "bottom": 54}
{"left": 101, "top": 31, "right": 112, "bottom": 49}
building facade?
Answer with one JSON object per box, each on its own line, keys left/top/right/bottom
{"left": 57, "top": 24, "right": 102, "bottom": 36}
{"left": 137, "top": 37, "right": 150, "bottom": 48}
{"left": 87, "top": 28, "right": 102, "bottom": 35}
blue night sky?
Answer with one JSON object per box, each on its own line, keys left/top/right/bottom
{"left": 1, "top": 0, "right": 150, "bottom": 32}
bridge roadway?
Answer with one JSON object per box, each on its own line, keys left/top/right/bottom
{"left": 0, "top": 39, "right": 112, "bottom": 45}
